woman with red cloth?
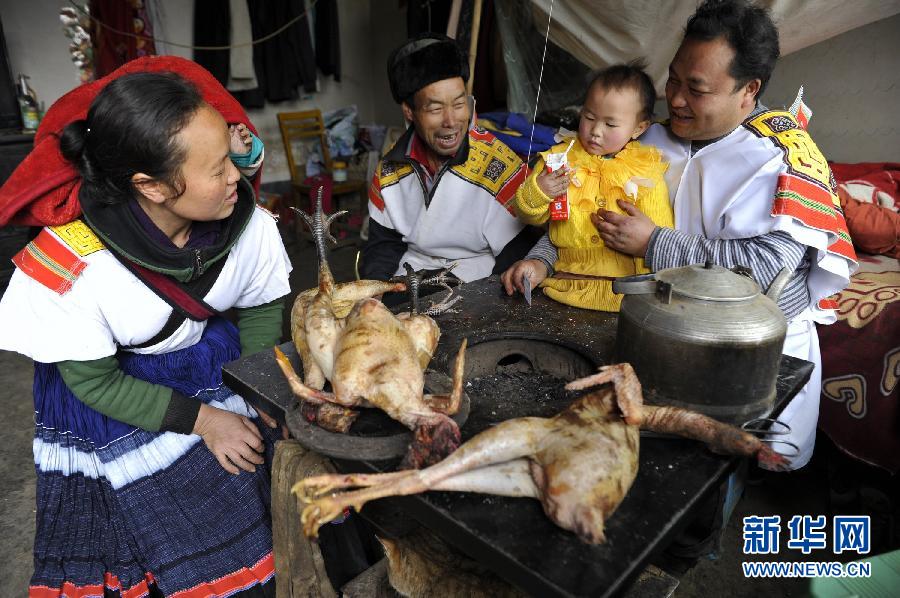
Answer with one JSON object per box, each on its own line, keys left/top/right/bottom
{"left": 0, "top": 60, "right": 288, "bottom": 596}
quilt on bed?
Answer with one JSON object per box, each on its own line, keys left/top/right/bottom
{"left": 817, "top": 253, "right": 900, "bottom": 473}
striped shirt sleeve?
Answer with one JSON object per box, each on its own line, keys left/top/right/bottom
{"left": 646, "top": 228, "right": 812, "bottom": 319}
{"left": 524, "top": 232, "right": 558, "bottom": 276}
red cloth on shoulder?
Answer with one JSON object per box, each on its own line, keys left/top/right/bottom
{"left": 0, "top": 55, "right": 259, "bottom": 227}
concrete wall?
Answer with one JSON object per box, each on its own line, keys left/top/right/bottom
{"left": 370, "top": 2, "right": 408, "bottom": 128}
{"left": 0, "top": 1, "right": 82, "bottom": 112}
{"left": 8, "top": 3, "right": 892, "bottom": 167}
{"left": 137, "top": 0, "right": 409, "bottom": 181}
{"left": 1, "top": 0, "right": 407, "bottom": 181}
{"left": 764, "top": 12, "right": 900, "bottom": 163}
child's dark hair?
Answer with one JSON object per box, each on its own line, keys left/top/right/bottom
{"left": 585, "top": 60, "right": 656, "bottom": 122}
{"left": 684, "top": 0, "right": 779, "bottom": 98}
{"left": 59, "top": 71, "right": 204, "bottom": 206}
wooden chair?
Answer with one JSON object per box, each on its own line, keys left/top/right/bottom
{"left": 277, "top": 110, "right": 367, "bottom": 246}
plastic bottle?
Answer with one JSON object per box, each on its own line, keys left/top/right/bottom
{"left": 17, "top": 75, "right": 40, "bottom": 132}
{"left": 332, "top": 160, "right": 348, "bottom": 182}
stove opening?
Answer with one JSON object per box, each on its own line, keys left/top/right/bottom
{"left": 463, "top": 335, "right": 596, "bottom": 380}
{"left": 457, "top": 335, "right": 599, "bottom": 426}
{"left": 496, "top": 353, "right": 534, "bottom": 373}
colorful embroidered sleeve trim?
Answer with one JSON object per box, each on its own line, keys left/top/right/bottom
{"left": 12, "top": 228, "right": 90, "bottom": 295}
{"left": 772, "top": 173, "right": 857, "bottom": 263}
{"left": 50, "top": 219, "right": 105, "bottom": 256}
{"left": 368, "top": 171, "right": 385, "bottom": 211}
{"left": 744, "top": 110, "right": 833, "bottom": 191}
{"left": 469, "top": 125, "right": 495, "bottom": 143}
{"left": 826, "top": 211, "right": 856, "bottom": 263}
{"left": 818, "top": 297, "right": 839, "bottom": 310}
{"left": 496, "top": 162, "right": 527, "bottom": 215}
{"left": 773, "top": 174, "right": 839, "bottom": 230}
{"left": 376, "top": 161, "right": 415, "bottom": 190}
{"left": 453, "top": 134, "right": 523, "bottom": 200}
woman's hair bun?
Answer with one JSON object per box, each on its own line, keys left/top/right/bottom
{"left": 59, "top": 119, "right": 89, "bottom": 165}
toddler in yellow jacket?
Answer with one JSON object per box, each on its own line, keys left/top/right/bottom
{"left": 516, "top": 63, "right": 674, "bottom": 311}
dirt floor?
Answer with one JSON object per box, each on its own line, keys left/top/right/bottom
{"left": 1, "top": 230, "right": 896, "bottom": 596}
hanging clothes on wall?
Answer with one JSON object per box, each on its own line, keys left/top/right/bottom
{"left": 145, "top": 0, "right": 171, "bottom": 57}
{"left": 228, "top": 0, "right": 258, "bottom": 91}
{"left": 248, "top": 0, "right": 317, "bottom": 102}
{"left": 407, "top": 0, "right": 453, "bottom": 36}
{"left": 193, "top": 0, "right": 317, "bottom": 107}
{"left": 89, "top": 0, "right": 157, "bottom": 78}
{"left": 192, "top": 0, "right": 230, "bottom": 87}
{"left": 471, "top": 0, "right": 505, "bottom": 112}
{"left": 314, "top": 0, "right": 341, "bottom": 82}
{"left": 191, "top": 0, "right": 261, "bottom": 94}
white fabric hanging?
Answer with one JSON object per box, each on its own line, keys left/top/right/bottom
{"left": 527, "top": 0, "right": 900, "bottom": 93}
{"left": 227, "top": 0, "right": 258, "bottom": 91}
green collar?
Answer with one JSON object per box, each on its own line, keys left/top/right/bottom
{"left": 81, "top": 177, "right": 256, "bottom": 282}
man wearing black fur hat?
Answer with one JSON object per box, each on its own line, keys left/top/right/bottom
{"left": 360, "top": 34, "right": 537, "bottom": 283}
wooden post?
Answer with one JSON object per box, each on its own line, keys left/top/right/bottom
{"left": 272, "top": 440, "right": 339, "bottom": 598}
{"left": 446, "top": 0, "right": 463, "bottom": 38}
{"left": 466, "top": 0, "right": 484, "bottom": 95}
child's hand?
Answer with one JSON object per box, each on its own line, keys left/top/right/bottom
{"left": 536, "top": 168, "right": 570, "bottom": 198}
{"left": 229, "top": 123, "right": 253, "bottom": 155}
{"left": 501, "top": 259, "right": 549, "bottom": 296}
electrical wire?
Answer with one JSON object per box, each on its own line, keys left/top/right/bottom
{"left": 66, "top": 0, "right": 318, "bottom": 51}
{"left": 525, "top": 0, "right": 554, "bottom": 170}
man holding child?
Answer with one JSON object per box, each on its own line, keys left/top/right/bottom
{"left": 503, "top": 0, "right": 855, "bottom": 472}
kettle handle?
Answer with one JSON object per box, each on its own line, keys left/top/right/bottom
{"left": 613, "top": 273, "right": 658, "bottom": 295}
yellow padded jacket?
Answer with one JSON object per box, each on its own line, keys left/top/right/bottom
{"left": 515, "top": 138, "right": 673, "bottom": 311}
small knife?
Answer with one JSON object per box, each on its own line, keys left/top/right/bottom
{"left": 523, "top": 274, "right": 532, "bottom": 307}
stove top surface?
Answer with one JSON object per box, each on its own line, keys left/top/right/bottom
{"left": 223, "top": 276, "right": 813, "bottom": 597}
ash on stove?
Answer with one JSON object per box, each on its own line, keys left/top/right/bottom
{"left": 463, "top": 371, "right": 577, "bottom": 437}
{"left": 347, "top": 406, "right": 409, "bottom": 437}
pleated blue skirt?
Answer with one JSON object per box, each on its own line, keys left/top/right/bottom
{"left": 29, "top": 318, "right": 277, "bottom": 597}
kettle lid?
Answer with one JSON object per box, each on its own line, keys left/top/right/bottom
{"left": 656, "top": 262, "right": 760, "bottom": 302}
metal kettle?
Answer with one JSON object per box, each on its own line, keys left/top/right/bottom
{"left": 613, "top": 262, "right": 791, "bottom": 424}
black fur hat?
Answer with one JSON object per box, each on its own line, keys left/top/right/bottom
{"left": 387, "top": 33, "right": 469, "bottom": 105}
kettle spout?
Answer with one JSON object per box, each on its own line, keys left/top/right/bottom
{"left": 765, "top": 267, "right": 792, "bottom": 302}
